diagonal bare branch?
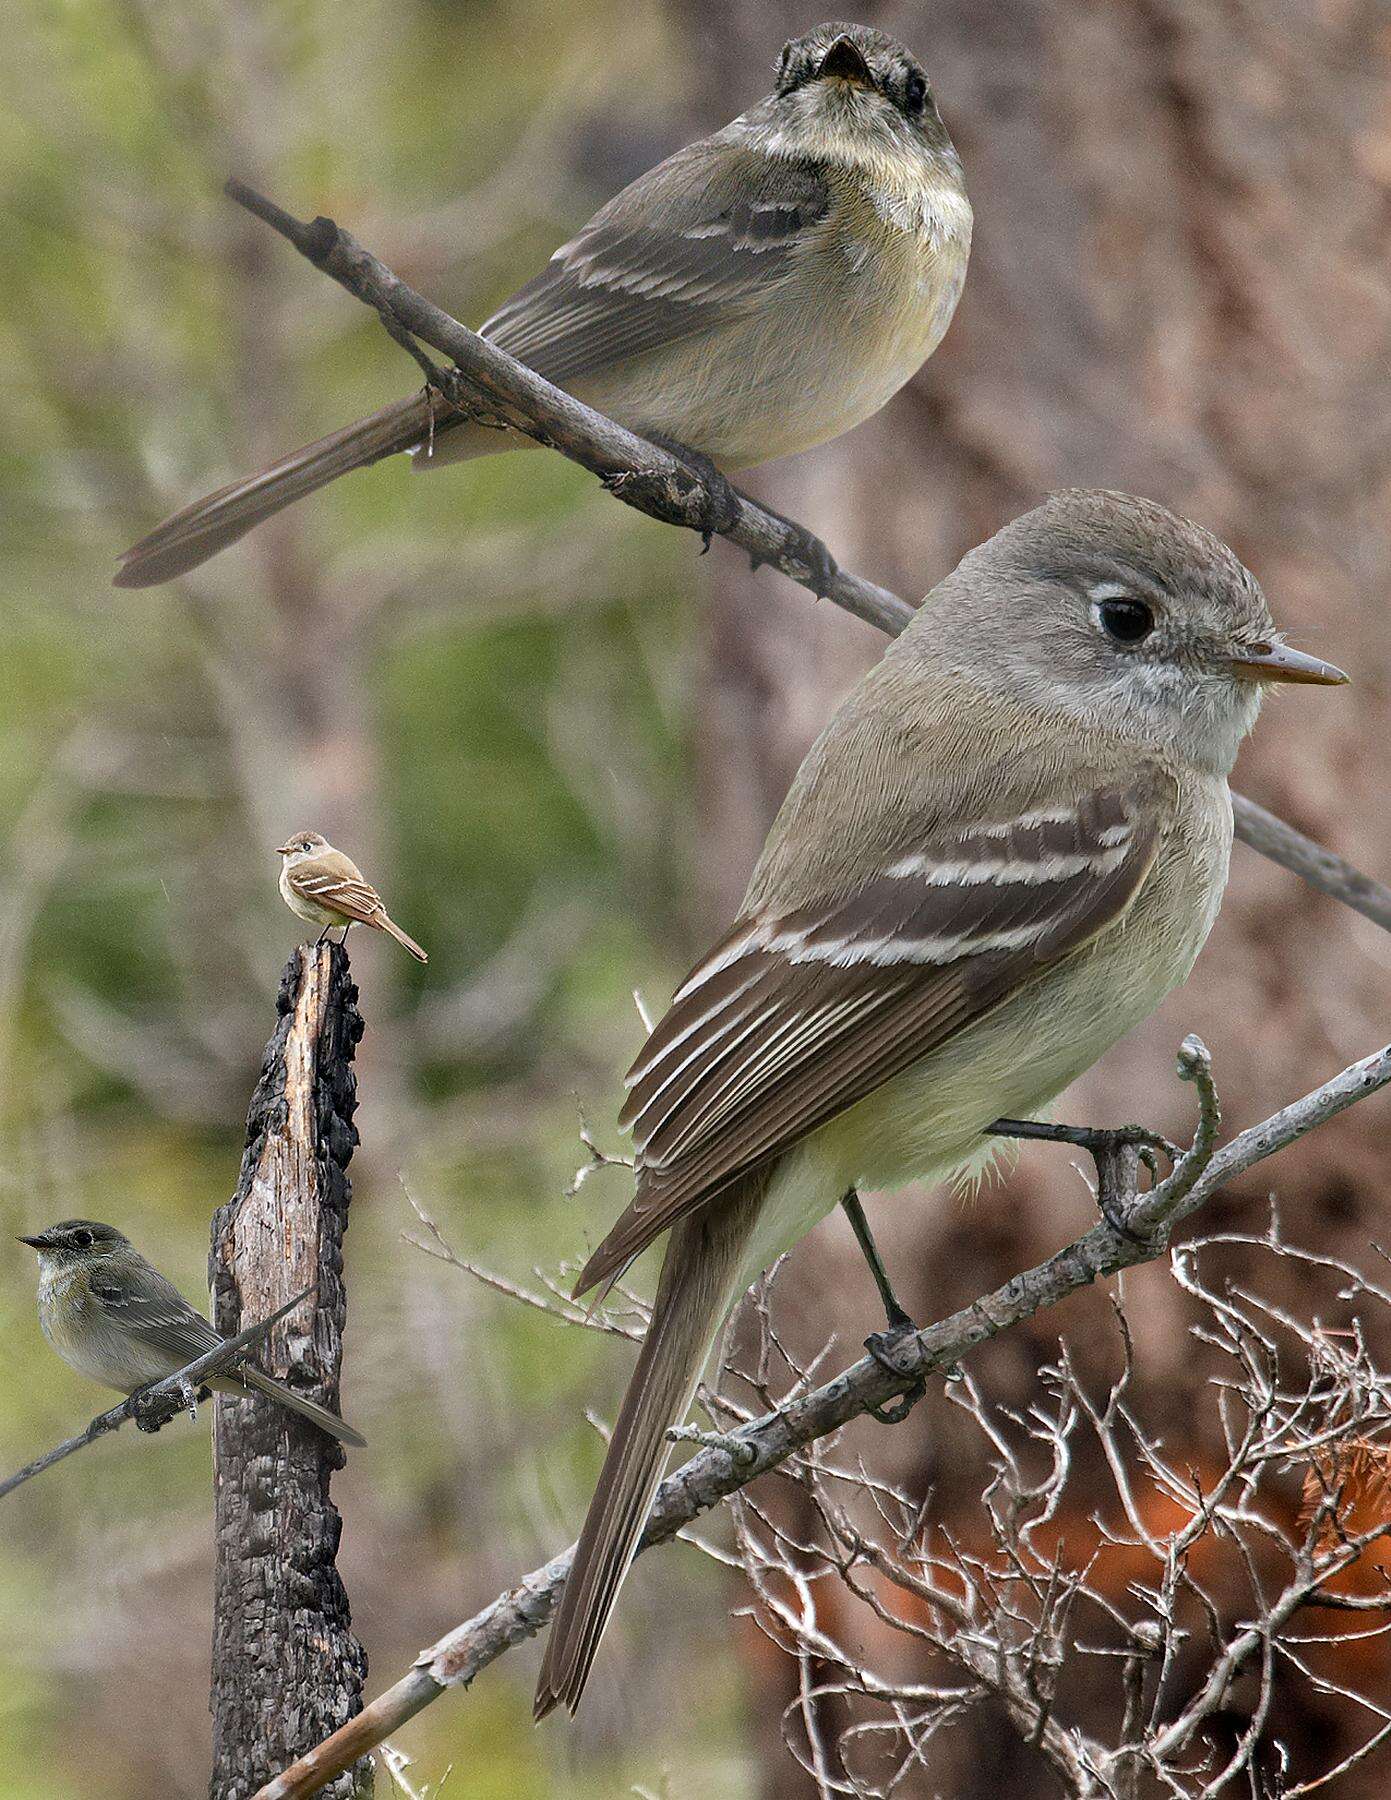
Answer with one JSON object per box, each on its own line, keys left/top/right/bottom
{"left": 219, "top": 179, "right": 1391, "bottom": 941}
{"left": 0, "top": 1285, "right": 311, "bottom": 1503}
{"left": 255, "top": 1030, "right": 1391, "bottom": 1798}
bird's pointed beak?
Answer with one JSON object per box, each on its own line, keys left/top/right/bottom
{"left": 1225, "top": 641, "right": 1349, "bottom": 687}
{"left": 275, "top": 843, "right": 294, "bottom": 857}
{"left": 816, "top": 35, "right": 874, "bottom": 87}
{"left": 18, "top": 1234, "right": 48, "bottom": 1250}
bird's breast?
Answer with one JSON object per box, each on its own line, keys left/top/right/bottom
{"left": 279, "top": 861, "right": 336, "bottom": 927}
{"left": 771, "top": 171, "right": 971, "bottom": 446}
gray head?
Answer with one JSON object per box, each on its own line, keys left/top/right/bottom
{"left": 277, "top": 829, "right": 329, "bottom": 865}
{"left": 766, "top": 22, "right": 957, "bottom": 164}
{"left": 912, "top": 490, "right": 1347, "bottom": 777}
{"left": 20, "top": 1219, "right": 132, "bottom": 1267}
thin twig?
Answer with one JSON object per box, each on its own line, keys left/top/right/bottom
{"left": 0, "top": 1286, "right": 310, "bottom": 1502}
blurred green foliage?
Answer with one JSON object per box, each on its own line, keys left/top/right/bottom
{"left": 0, "top": 0, "right": 754, "bottom": 1792}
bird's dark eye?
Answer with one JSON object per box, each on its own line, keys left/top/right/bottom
{"left": 73, "top": 1229, "right": 93, "bottom": 1248}
{"left": 904, "top": 72, "right": 928, "bottom": 115}
{"left": 1097, "top": 598, "right": 1155, "bottom": 644}
{"left": 301, "top": 840, "right": 313, "bottom": 851}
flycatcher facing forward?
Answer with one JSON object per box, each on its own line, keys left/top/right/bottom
{"left": 113, "top": 21, "right": 971, "bottom": 587}
{"left": 278, "top": 830, "right": 428, "bottom": 962}
{"left": 20, "top": 1220, "right": 366, "bottom": 1447}
{"left": 533, "top": 489, "right": 1348, "bottom": 1718}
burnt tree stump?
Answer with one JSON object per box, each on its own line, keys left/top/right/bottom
{"left": 209, "top": 943, "right": 371, "bottom": 1800}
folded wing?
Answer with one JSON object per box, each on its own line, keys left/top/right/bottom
{"left": 89, "top": 1265, "right": 221, "bottom": 1363}
{"left": 575, "top": 775, "right": 1171, "bottom": 1295}
{"left": 482, "top": 140, "right": 829, "bottom": 386}
{"left": 287, "top": 852, "right": 389, "bottom": 927}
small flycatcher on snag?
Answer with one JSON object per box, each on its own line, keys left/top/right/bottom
{"left": 113, "top": 21, "right": 971, "bottom": 586}
{"left": 278, "top": 830, "right": 428, "bottom": 962}
{"left": 20, "top": 1220, "right": 366, "bottom": 1448}
{"left": 532, "top": 489, "right": 1348, "bottom": 1718}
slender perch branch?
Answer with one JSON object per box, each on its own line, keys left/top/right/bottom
{"left": 222, "top": 180, "right": 899, "bottom": 632}
{"left": 254, "top": 1031, "right": 1391, "bottom": 1799}
{"left": 221, "top": 179, "right": 1391, "bottom": 940}
{"left": 0, "top": 1288, "right": 309, "bottom": 1504}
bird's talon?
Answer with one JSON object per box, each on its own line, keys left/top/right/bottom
{"left": 1103, "top": 1124, "right": 1179, "bottom": 1168}
{"left": 1099, "top": 1190, "right": 1156, "bottom": 1246}
{"left": 789, "top": 526, "right": 839, "bottom": 598}
{"left": 866, "top": 1384, "right": 924, "bottom": 1426}
{"left": 862, "top": 1321, "right": 925, "bottom": 1422}
{"left": 132, "top": 1386, "right": 171, "bottom": 1433}
{"left": 864, "top": 1322, "right": 917, "bottom": 1373}
{"left": 647, "top": 436, "right": 742, "bottom": 541}
{"left": 989, "top": 1117, "right": 1178, "bottom": 1184}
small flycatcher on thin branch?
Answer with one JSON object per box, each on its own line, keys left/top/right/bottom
{"left": 113, "top": 22, "right": 970, "bottom": 587}
{"left": 20, "top": 1220, "right": 365, "bottom": 1447}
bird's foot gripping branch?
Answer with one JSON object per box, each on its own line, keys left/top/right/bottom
{"left": 989, "top": 1033, "right": 1221, "bottom": 1247}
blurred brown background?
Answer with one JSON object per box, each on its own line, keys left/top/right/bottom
{"left": 0, "top": 0, "right": 1387, "bottom": 1794}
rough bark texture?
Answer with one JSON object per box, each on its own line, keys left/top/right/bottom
{"left": 671, "top": 2, "right": 1391, "bottom": 1795}
{"left": 209, "top": 943, "right": 370, "bottom": 1800}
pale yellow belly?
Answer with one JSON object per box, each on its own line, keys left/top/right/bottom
{"left": 415, "top": 242, "right": 967, "bottom": 472}
{"left": 280, "top": 865, "right": 344, "bottom": 929}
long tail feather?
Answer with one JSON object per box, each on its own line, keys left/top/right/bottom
{"left": 376, "top": 913, "right": 429, "bottom": 963}
{"left": 114, "top": 392, "right": 440, "bottom": 587}
{"left": 235, "top": 1365, "right": 367, "bottom": 1448}
{"left": 534, "top": 1181, "right": 762, "bottom": 1718}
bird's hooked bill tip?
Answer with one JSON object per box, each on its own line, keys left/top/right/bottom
{"left": 816, "top": 36, "right": 873, "bottom": 85}
{"left": 1226, "top": 642, "right": 1350, "bottom": 687}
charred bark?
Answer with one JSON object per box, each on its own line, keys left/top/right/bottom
{"left": 209, "top": 943, "right": 370, "bottom": 1800}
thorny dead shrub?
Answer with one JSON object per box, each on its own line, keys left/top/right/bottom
{"left": 716, "top": 1223, "right": 1391, "bottom": 1798}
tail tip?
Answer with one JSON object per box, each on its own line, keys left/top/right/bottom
{"left": 381, "top": 917, "right": 429, "bottom": 962}
{"left": 532, "top": 1677, "right": 578, "bottom": 1722}
{"left": 112, "top": 545, "right": 194, "bottom": 589}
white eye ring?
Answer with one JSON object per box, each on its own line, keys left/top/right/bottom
{"left": 1089, "top": 584, "right": 1156, "bottom": 646}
